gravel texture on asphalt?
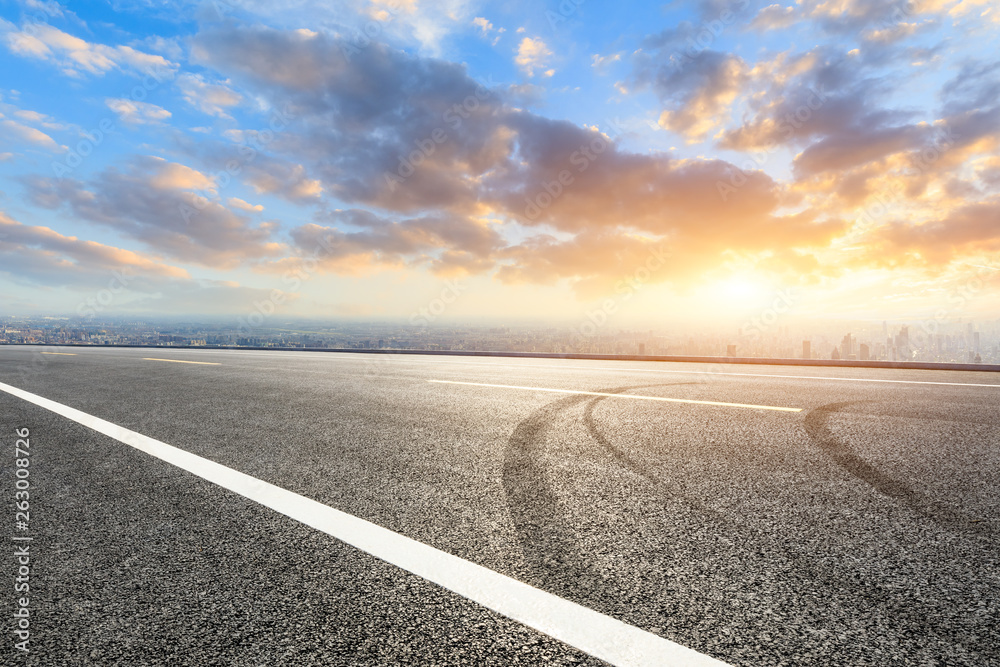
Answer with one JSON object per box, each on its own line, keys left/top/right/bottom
{"left": 1, "top": 346, "right": 997, "bottom": 666}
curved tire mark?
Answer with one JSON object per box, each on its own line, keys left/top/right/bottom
{"left": 503, "top": 382, "right": 711, "bottom": 590}
{"left": 805, "top": 401, "right": 991, "bottom": 534}
{"left": 582, "top": 383, "right": 712, "bottom": 515}
{"left": 502, "top": 391, "right": 598, "bottom": 589}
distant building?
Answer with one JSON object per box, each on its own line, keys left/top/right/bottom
{"left": 840, "top": 333, "right": 854, "bottom": 360}
{"left": 802, "top": 340, "right": 811, "bottom": 359}
{"left": 727, "top": 344, "right": 737, "bottom": 357}
{"left": 831, "top": 348, "right": 841, "bottom": 360}
{"left": 859, "top": 343, "right": 870, "bottom": 361}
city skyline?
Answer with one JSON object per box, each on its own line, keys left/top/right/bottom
{"left": 3, "top": 313, "right": 997, "bottom": 365}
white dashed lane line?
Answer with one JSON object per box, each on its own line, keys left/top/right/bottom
{"left": 428, "top": 379, "right": 803, "bottom": 412}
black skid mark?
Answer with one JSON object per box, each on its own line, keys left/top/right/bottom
{"left": 805, "top": 402, "right": 992, "bottom": 534}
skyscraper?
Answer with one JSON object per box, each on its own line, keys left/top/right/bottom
{"left": 840, "top": 333, "right": 854, "bottom": 360}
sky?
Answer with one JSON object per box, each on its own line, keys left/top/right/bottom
{"left": 0, "top": 0, "right": 998, "bottom": 328}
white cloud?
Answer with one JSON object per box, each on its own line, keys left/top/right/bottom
{"left": 228, "top": 197, "right": 264, "bottom": 212}
{"left": 516, "top": 37, "right": 554, "bottom": 78}
{"left": 105, "top": 98, "right": 172, "bottom": 125}
{"left": 1, "top": 119, "right": 64, "bottom": 152}
{"left": 176, "top": 73, "right": 242, "bottom": 118}
{"left": 472, "top": 16, "right": 493, "bottom": 34}
{"left": 591, "top": 53, "right": 621, "bottom": 70}
{"left": 1, "top": 22, "right": 176, "bottom": 78}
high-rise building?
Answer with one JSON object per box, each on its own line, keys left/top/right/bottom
{"left": 840, "top": 333, "right": 854, "bottom": 360}
{"left": 802, "top": 340, "right": 811, "bottom": 359}
{"left": 859, "top": 343, "right": 870, "bottom": 361}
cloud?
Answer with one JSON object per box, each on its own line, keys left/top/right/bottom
{"left": 182, "top": 23, "right": 860, "bottom": 292}
{"left": 228, "top": 197, "right": 264, "bottom": 212}
{"left": 0, "top": 211, "right": 297, "bottom": 314}
{"left": 105, "top": 98, "right": 172, "bottom": 125}
{"left": 190, "top": 24, "right": 510, "bottom": 213}
{"left": 591, "top": 52, "right": 621, "bottom": 72}
{"left": 0, "top": 210, "right": 190, "bottom": 291}
{"left": 861, "top": 197, "right": 1000, "bottom": 269}
{"left": 750, "top": 4, "right": 798, "bottom": 30}
{"left": 862, "top": 20, "right": 929, "bottom": 44}
{"left": 1, "top": 21, "right": 176, "bottom": 77}
{"left": 21, "top": 156, "right": 282, "bottom": 268}
{"left": 793, "top": 124, "right": 929, "bottom": 176}
{"left": 716, "top": 47, "right": 915, "bottom": 156}
{"left": 176, "top": 73, "right": 242, "bottom": 118}
{"left": 515, "top": 37, "right": 554, "bottom": 78}
{"left": 244, "top": 161, "right": 323, "bottom": 202}
{"left": 630, "top": 25, "right": 753, "bottom": 142}
{"left": 471, "top": 16, "right": 504, "bottom": 45}
{"left": 653, "top": 51, "right": 748, "bottom": 142}
{"left": 0, "top": 119, "right": 64, "bottom": 152}
{"left": 269, "top": 208, "right": 503, "bottom": 277}
{"left": 472, "top": 17, "right": 493, "bottom": 34}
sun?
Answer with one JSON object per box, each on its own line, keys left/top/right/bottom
{"left": 713, "top": 275, "right": 769, "bottom": 300}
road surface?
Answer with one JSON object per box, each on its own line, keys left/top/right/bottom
{"left": 1, "top": 345, "right": 997, "bottom": 665}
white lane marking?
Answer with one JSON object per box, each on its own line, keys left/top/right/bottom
{"left": 14, "top": 345, "right": 996, "bottom": 388}
{"left": 0, "top": 380, "right": 729, "bottom": 667}
{"left": 40, "top": 352, "right": 76, "bottom": 356}
{"left": 429, "top": 379, "right": 802, "bottom": 412}
{"left": 143, "top": 358, "right": 221, "bottom": 366}
{"left": 183, "top": 350, "right": 1000, "bottom": 388}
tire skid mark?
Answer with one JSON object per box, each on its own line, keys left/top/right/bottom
{"left": 582, "top": 383, "right": 714, "bottom": 517}
{"left": 502, "top": 385, "right": 992, "bottom": 656}
{"left": 583, "top": 393, "right": 989, "bottom": 652}
{"left": 502, "top": 391, "right": 604, "bottom": 592}
{"left": 805, "top": 402, "right": 993, "bottom": 535}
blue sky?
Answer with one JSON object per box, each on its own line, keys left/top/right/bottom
{"left": 0, "top": 0, "right": 998, "bottom": 325}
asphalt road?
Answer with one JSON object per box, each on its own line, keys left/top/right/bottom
{"left": 0, "top": 345, "right": 998, "bottom": 666}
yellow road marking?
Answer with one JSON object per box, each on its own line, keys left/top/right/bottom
{"left": 143, "top": 358, "right": 220, "bottom": 366}
{"left": 428, "top": 379, "right": 802, "bottom": 412}
{"left": 40, "top": 352, "right": 76, "bottom": 356}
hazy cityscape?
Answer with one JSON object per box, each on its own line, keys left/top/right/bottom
{"left": 1, "top": 315, "right": 996, "bottom": 364}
